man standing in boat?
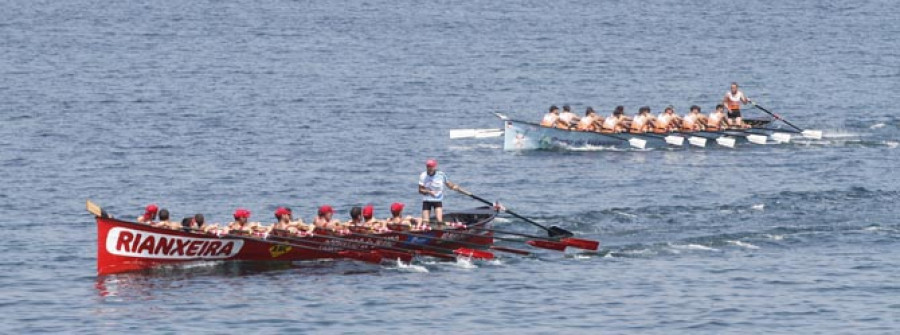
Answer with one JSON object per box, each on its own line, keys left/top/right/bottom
{"left": 419, "top": 159, "right": 458, "bottom": 224}
{"left": 723, "top": 82, "right": 752, "bottom": 128}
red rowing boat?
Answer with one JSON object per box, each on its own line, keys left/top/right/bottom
{"left": 92, "top": 203, "right": 497, "bottom": 275}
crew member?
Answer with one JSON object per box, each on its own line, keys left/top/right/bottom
{"left": 418, "top": 159, "right": 458, "bottom": 223}
{"left": 575, "top": 107, "right": 603, "bottom": 131}
{"left": 386, "top": 202, "right": 415, "bottom": 226}
{"left": 228, "top": 208, "right": 261, "bottom": 234}
{"left": 557, "top": 105, "right": 580, "bottom": 128}
{"left": 154, "top": 208, "right": 181, "bottom": 230}
{"left": 362, "top": 204, "right": 387, "bottom": 231}
{"left": 681, "top": 105, "right": 708, "bottom": 131}
{"left": 630, "top": 106, "right": 656, "bottom": 133}
{"left": 655, "top": 105, "right": 682, "bottom": 132}
{"left": 706, "top": 104, "right": 728, "bottom": 131}
{"left": 723, "top": 82, "right": 752, "bottom": 128}
{"left": 601, "top": 106, "right": 629, "bottom": 133}
{"left": 137, "top": 204, "right": 158, "bottom": 224}
{"left": 314, "top": 205, "right": 341, "bottom": 230}
{"left": 540, "top": 105, "right": 560, "bottom": 127}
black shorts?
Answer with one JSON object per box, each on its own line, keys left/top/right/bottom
{"left": 422, "top": 201, "right": 443, "bottom": 211}
{"left": 727, "top": 110, "right": 742, "bottom": 119}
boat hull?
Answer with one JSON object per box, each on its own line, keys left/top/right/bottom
{"left": 502, "top": 118, "right": 779, "bottom": 151}
{"left": 96, "top": 208, "right": 496, "bottom": 275}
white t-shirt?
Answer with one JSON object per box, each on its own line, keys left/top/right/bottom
{"left": 419, "top": 171, "right": 449, "bottom": 202}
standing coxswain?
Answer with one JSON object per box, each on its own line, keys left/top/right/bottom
{"left": 418, "top": 159, "right": 459, "bottom": 224}
{"left": 723, "top": 82, "right": 752, "bottom": 129}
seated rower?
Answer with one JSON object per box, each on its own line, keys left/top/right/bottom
{"left": 154, "top": 209, "right": 182, "bottom": 230}
{"left": 345, "top": 206, "right": 365, "bottom": 228}
{"left": 137, "top": 204, "right": 159, "bottom": 224}
{"left": 362, "top": 204, "right": 389, "bottom": 232}
{"left": 314, "top": 205, "right": 342, "bottom": 231}
{"left": 557, "top": 105, "right": 581, "bottom": 129}
{"left": 706, "top": 104, "right": 728, "bottom": 131}
{"left": 269, "top": 207, "right": 314, "bottom": 236}
{"left": 386, "top": 202, "right": 416, "bottom": 226}
{"left": 654, "top": 105, "right": 683, "bottom": 133}
{"left": 630, "top": 106, "right": 656, "bottom": 133}
{"left": 540, "top": 105, "right": 560, "bottom": 127}
{"left": 227, "top": 208, "right": 263, "bottom": 235}
{"left": 681, "top": 105, "right": 708, "bottom": 132}
{"left": 575, "top": 107, "right": 603, "bottom": 131}
{"left": 601, "top": 106, "right": 630, "bottom": 133}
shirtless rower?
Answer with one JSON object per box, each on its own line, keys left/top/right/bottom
{"left": 601, "top": 106, "right": 630, "bottom": 133}
{"left": 706, "top": 104, "right": 728, "bottom": 131}
{"left": 361, "top": 204, "right": 388, "bottom": 232}
{"left": 681, "top": 105, "right": 708, "bottom": 131}
{"left": 540, "top": 105, "right": 560, "bottom": 127}
{"left": 386, "top": 202, "right": 415, "bottom": 226}
{"left": 654, "top": 105, "right": 683, "bottom": 132}
{"left": 557, "top": 105, "right": 581, "bottom": 129}
{"left": 154, "top": 208, "right": 181, "bottom": 230}
{"left": 314, "top": 205, "right": 342, "bottom": 231}
{"left": 630, "top": 106, "right": 656, "bottom": 133}
{"left": 345, "top": 206, "right": 365, "bottom": 230}
{"left": 269, "top": 207, "right": 314, "bottom": 236}
{"left": 723, "top": 82, "right": 752, "bottom": 129}
{"left": 228, "top": 208, "right": 263, "bottom": 235}
{"left": 137, "top": 204, "right": 158, "bottom": 224}
{"left": 575, "top": 107, "right": 603, "bottom": 131}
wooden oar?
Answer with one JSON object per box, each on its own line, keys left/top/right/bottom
{"left": 322, "top": 229, "right": 494, "bottom": 260}
{"left": 454, "top": 188, "right": 578, "bottom": 239}
{"left": 389, "top": 227, "right": 532, "bottom": 256}
{"left": 751, "top": 102, "right": 823, "bottom": 139}
{"left": 467, "top": 227, "right": 600, "bottom": 251}
{"left": 426, "top": 226, "right": 564, "bottom": 253}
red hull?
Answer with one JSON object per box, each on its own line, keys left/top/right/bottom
{"left": 96, "top": 209, "right": 496, "bottom": 275}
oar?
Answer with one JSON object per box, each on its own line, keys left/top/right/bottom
{"left": 389, "top": 227, "right": 532, "bottom": 256}
{"left": 467, "top": 226, "right": 599, "bottom": 251}
{"left": 454, "top": 188, "right": 580, "bottom": 239}
{"left": 426, "top": 226, "right": 562, "bottom": 253}
{"left": 227, "top": 231, "right": 385, "bottom": 264}
{"left": 267, "top": 230, "right": 414, "bottom": 263}
{"left": 449, "top": 128, "right": 504, "bottom": 139}
{"left": 330, "top": 229, "right": 495, "bottom": 260}
{"left": 751, "top": 102, "right": 823, "bottom": 139}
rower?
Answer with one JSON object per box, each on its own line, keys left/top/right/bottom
{"left": 681, "top": 105, "right": 708, "bottom": 131}
{"left": 601, "top": 106, "right": 629, "bottom": 133}
{"left": 155, "top": 209, "right": 181, "bottom": 230}
{"left": 137, "top": 204, "right": 158, "bottom": 224}
{"left": 630, "top": 106, "right": 656, "bottom": 133}
{"left": 575, "top": 107, "right": 603, "bottom": 131}
{"left": 228, "top": 208, "right": 262, "bottom": 234}
{"left": 418, "top": 159, "right": 458, "bottom": 223}
{"left": 540, "top": 105, "right": 560, "bottom": 127}
{"left": 362, "top": 204, "right": 388, "bottom": 232}
{"left": 270, "top": 207, "right": 293, "bottom": 233}
{"left": 314, "top": 205, "right": 341, "bottom": 231}
{"left": 557, "top": 105, "right": 580, "bottom": 128}
{"left": 345, "top": 206, "right": 365, "bottom": 228}
{"left": 723, "top": 82, "right": 752, "bottom": 129}
{"left": 386, "top": 202, "right": 415, "bottom": 226}
{"left": 654, "top": 105, "right": 682, "bottom": 132}
{"left": 706, "top": 104, "right": 728, "bottom": 131}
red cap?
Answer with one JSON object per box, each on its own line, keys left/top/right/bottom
{"left": 274, "top": 207, "right": 291, "bottom": 218}
{"left": 362, "top": 205, "right": 374, "bottom": 219}
{"left": 425, "top": 159, "right": 437, "bottom": 168}
{"left": 145, "top": 204, "right": 159, "bottom": 213}
{"left": 390, "top": 202, "right": 404, "bottom": 213}
{"left": 318, "top": 205, "right": 333, "bottom": 216}
{"left": 233, "top": 208, "right": 251, "bottom": 219}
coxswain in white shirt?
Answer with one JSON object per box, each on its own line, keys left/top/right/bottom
{"left": 418, "top": 159, "right": 459, "bottom": 224}
{"left": 723, "top": 82, "right": 752, "bottom": 129}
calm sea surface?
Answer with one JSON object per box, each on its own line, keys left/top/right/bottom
{"left": 2, "top": 0, "right": 899, "bottom": 333}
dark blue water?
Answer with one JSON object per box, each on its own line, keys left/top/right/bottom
{"left": 2, "top": 0, "right": 899, "bottom": 333}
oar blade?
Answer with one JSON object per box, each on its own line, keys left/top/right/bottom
{"left": 747, "top": 134, "right": 768, "bottom": 145}
{"left": 801, "top": 130, "right": 823, "bottom": 140}
{"left": 688, "top": 136, "right": 707, "bottom": 147}
{"left": 526, "top": 240, "right": 568, "bottom": 251}
{"left": 453, "top": 248, "right": 495, "bottom": 260}
{"left": 716, "top": 136, "right": 736, "bottom": 148}
{"left": 664, "top": 135, "right": 684, "bottom": 146}
{"left": 561, "top": 238, "right": 600, "bottom": 251}
{"left": 86, "top": 200, "right": 102, "bottom": 217}
{"left": 771, "top": 132, "right": 791, "bottom": 143}
{"left": 449, "top": 129, "right": 477, "bottom": 139}
{"left": 628, "top": 137, "right": 646, "bottom": 149}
